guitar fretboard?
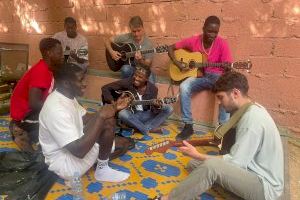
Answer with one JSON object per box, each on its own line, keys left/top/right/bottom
{"left": 126, "top": 49, "right": 155, "bottom": 57}
{"left": 131, "top": 99, "right": 155, "bottom": 106}
{"left": 194, "top": 62, "right": 230, "bottom": 68}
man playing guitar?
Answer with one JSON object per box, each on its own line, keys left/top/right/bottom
{"left": 104, "top": 16, "right": 156, "bottom": 83}
{"left": 168, "top": 16, "right": 232, "bottom": 141}
{"left": 101, "top": 65, "right": 173, "bottom": 135}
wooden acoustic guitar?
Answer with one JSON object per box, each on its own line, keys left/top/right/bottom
{"left": 169, "top": 49, "right": 252, "bottom": 82}
{"left": 145, "top": 128, "right": 236, "bottom": 155}
{"left": 106, "top": 43, "right": 168, "bottom": 72}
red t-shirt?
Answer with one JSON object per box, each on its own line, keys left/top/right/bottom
{"left": 10, "top": 59, "right": 54, "bottom": 121}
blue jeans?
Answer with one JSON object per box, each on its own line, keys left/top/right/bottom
{"left": 180, "top": 73, "right": 230, "bottom": 125}
{"left": 121, "top": 64, "right": 156, "bottom": 84}
{"left": 118, "top": 105, "right": 173, "bottom": 135}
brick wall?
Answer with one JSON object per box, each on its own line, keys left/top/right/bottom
{"left": 0, "top": 0, "right": 299, "bottom": 132}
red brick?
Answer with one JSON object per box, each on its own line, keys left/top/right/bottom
{"left": 85, "top": 6, "right": 107, "bottom": 22}
{"left": 274, "top": 39, "right": 300, "bottom": 58}
{"left": 185, "top": 0, "right": 222, "bottom": 21}
{"left": 106, "top": 5, "right": 130, "bottom": 24}
{"left": 86, "top": 36, "right": 105, "bottom": 50}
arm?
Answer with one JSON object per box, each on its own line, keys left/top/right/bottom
{"left": 66, "top": 95, "right": 130, "bottom": 158}
{"left": 28, "top": 88, "right": 44, "bottom": 113}
{"left": 104, "top": 36, "right": 121, "bottom": 61}
{"left": 101, "top": 79, "right": 128, "bottom": 104}
{"left": 168, "top": 44, "right": 187, "bottom": 70}
{"left": 179, "top": 140, "right": 222, "bottom": 161}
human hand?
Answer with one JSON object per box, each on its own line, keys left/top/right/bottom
{"left": 98, "top": 104, "right": 117, "bottom": 119}
{"left": 70, "top": 50, "right": 77, "bottom": 59}
{"left": 134, "top": 51, "right": 143, "bottom": 61}
{"left": 110, "top": 50, "right": 121, "bottom": 61}
{"left": 116, "top": 93, "right": 132, "bottom": 111}
{"left": 179, "top": 140, "right": 208, "bottom": 160}
{"left": 153, "top": 98, "right": 163, "bottom": 108}
{"left": 175, "top": 59, "right": 189, "bottom": 72}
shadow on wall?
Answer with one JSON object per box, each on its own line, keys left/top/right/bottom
{"left": 0, "top": 0, "right": 298, "bottom": 72}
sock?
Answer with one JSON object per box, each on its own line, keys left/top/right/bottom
{"left": 94, "top": 159, "right": 129, "bottom": 182}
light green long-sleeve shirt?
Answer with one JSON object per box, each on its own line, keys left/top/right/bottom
{"left": 223, "top": 104, "right": 284, "bottom": 200}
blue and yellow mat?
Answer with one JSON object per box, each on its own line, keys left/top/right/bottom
{"left": 0, "top": 112, "right": 238, "bottom": 200}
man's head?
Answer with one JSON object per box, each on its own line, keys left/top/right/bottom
{"left": 213, "top": 71, "right": 249, "bottom": 113}
{"left": 54, "top": 63, "right": 87, "bottom": 98}
{"left": 129, "top": 16, "right": 144, "bottom": 43}
{"left": 64, "top": 17, "right": 77, "bottom": 38}
{"left": 202, "top": 16, "right": 221, "bottom": 44}
{"left": 39, "top": 37, "right": 63, "bottom": 70}
{"left": 132, "top": 64, "right": 151, "bottom": 88}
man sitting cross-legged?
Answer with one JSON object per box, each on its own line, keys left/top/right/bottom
{"left": 153, "top": 72, "right": 284, "bottom": 200}
{"left": 101, "top": 65, "right": 173, "bottom": 135}
{"left": 39, "top": 63, "right": 131, "bottom": 182}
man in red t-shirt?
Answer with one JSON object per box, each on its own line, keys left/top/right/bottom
{"left": 9, "top": 37, "right": 63, "bottom": 149}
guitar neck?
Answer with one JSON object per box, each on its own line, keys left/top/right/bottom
{"left": 131, "top": 99, "right": 155, "bottom": 106}
{"left": 126, "top": 49, "right": 155, "bottom": 58}
{"left": 172, "top": 137, "right": 214, "bottom": 147}
{"left": 194, "top": 62, "right": 230, "bottom": 68}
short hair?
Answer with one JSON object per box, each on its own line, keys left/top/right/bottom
{"left": 39, "top": 37, "right": 61, "bottom": 58}
{"left": 213, "top": 71, "right": 249, "bottom": 95}
{"left": 129, "top": 16, "right": 143, "bottom": 28}
{"left": 64, "top": 17, "right": 76, "bottom": 25}
{"left": 204, "top": 15, "right": 220, "bottom": 27}
{"left": 135, "top": 63, "right": 151, "bottom": 78}
{"left": 54, "top": 63, "right": 83, "bottom": 83}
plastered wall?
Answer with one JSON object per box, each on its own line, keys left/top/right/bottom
{"left": 0, "top": 0, "right": 299, "bottom": 132}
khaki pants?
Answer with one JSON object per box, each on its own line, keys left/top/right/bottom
{"left": 169, "top": 158, "right": 265, "bottom": 200}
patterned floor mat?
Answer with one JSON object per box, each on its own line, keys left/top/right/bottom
{"left": 0, "top": 113, "right": 239, "bottom": 200}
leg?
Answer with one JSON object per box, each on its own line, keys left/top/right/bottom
{"left": 118, "top": 109, "right": 151, "bottom": 135}
{"left": 109, "top": 136, "right": 131, "bottom": 160}
{"left": 94, "top": 117, "right": 130, "bottom": 182}
{"left": 120, "top": 64, "right": 135, "bottom": 79}
{"left": 148, "top": 72, "right": 156, "bottom": 84}
{"left": 169, "top": 158, "right": 265, "bottom": 200}
{"left": 145, "top": 105, "right": 173, "bottom": 132}
{"left": 177, "top": 76, "right": 214, "bottom": 140}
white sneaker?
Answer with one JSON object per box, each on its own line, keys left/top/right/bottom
{"left": 94, "top": 164, "right": 129, "bottom": 182}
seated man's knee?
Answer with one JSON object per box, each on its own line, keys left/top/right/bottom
{"left": 162, "top": 105, "right": 173, "bottom": 115}
{"left": 179, "top": 82, "right": 191, "bottom": 94}
{"left": 118, "top": 109, "right": 131, "bottom": 120}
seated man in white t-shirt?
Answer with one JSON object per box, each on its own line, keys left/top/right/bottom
{"left": 39, "top": 63, "right": 131, "bottom": 182}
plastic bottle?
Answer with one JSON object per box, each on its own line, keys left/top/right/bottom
{"left": 71, "top": 172, "right": 84, "bottom": 200}
{"left": 109, "top": 191, "right": 126, "bottom": 200}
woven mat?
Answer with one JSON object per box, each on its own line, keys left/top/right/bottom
{"left": 0, "top": 113, "right": 238, "bottom": 200}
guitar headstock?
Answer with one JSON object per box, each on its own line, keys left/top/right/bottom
{"left": 145, "top": 140, "right": 173, "bottom": 155}
{"left": 155, "top": 45, "right": 169, "bottom": 53}
{"left": 232, "top": 60, "right": 252, "bottom": 71}
{"left": 162, "top": 96, "right": 177, "bottom": 104}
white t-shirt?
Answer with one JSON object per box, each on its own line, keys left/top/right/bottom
{"left": 223, "top": 104, "right": 284, "bottom": 200}
{"left": 39, "top": 90, "right": 99, "bottom": 180}
{"left": 53, "top": 31, "right": 89, "bottom": 69}
{"left": 135, "top": 92, "right": 143, "bottom": 111}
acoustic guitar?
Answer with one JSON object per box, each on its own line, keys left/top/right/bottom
{"left": 145, "top": 128, "right": 236, "bottom": 155}
{"left": 119, "top": 90, "right": 178, "bottom": 113}
{"left": 106, "top": 42, "right": 168, "bottom": 72}
{"left": 169, "top": 49, "right": 252, "bottom": 82}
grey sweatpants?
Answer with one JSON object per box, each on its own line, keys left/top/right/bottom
{"left": 169, "top": 158, "right": 265, "bottom": 200}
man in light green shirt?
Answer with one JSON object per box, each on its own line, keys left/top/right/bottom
{"left": 154, "top": 72, "right": 284, "bottom": 200}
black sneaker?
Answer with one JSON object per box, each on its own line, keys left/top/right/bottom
{"left": 176, "top": 124, "right": 194, "bottom": 141}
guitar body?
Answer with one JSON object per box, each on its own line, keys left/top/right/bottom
{"left": 105, "top": 43, "right": 137, "bottom": 72}
{"left": 169, "top": 49, "right": 204, "bottom": 82}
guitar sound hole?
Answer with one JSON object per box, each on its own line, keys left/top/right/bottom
{"left": 120, "top": 51, "right": 127, "bottom": 61}
{"left": 189, "top": 60, "right": 196, "bottom": 68}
